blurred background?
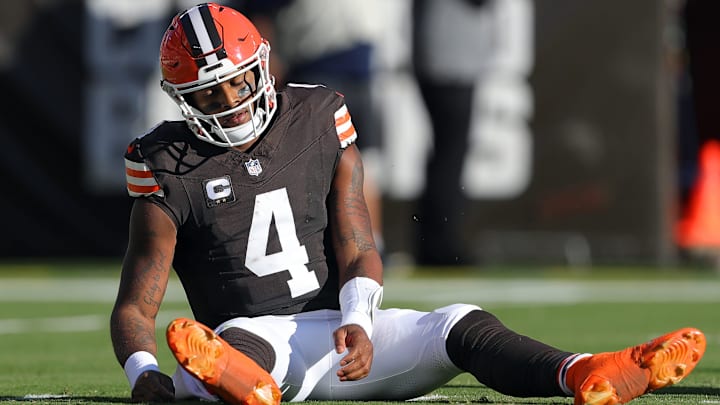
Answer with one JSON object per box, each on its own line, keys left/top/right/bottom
{"left": 1, "top": 0, "right": 717, "bottom": 270}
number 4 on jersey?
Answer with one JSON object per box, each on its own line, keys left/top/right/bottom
{"left": 245, "top": 188, "right": 320, "bottom": 298}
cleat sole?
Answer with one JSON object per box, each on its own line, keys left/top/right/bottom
{"left": 642, "top": 328, "right": 706, "bottom": 391}
{"left": 575, "top": 328, "right": 706, "bottom": 405}
{"left": 167, "top": 319, "right": 224, "bottom": 384}
{"left": 167, "top": 317, "right": 282, "bottom": 405}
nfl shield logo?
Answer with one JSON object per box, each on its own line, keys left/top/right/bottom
{"left": 245, "top": 159, "right": 262, "bottom": 176}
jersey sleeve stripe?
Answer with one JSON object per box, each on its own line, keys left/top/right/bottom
{"left": 125, "top": 158, "right": 162, "bottom": 197}
{"left": 126, "top": 176, "right": 159, "bottom": 187}
{"left": 126, "top": 167, "right": 155, "bottom": 178}
{"left": 125, "top": 159, "right": 151, "bottom": 171}
{"left": 336, "top": 118, "right": 353, "bottom": 135}
{"left": 334, "top": 104, "right": 357, "bottom": 148}
{"left": 335, "top": 107, "right": 351, "bottom": 126}
{"left": 337, "top": 125, "right": 357, "bottom": 148}
{"left": 127, "top": 183, "right": 162, "bottom": 195}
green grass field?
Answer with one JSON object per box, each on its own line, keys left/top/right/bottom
{"left": 0, "top": 262, "right": 718, "bottom": 404}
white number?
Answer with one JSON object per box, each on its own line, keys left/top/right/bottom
{"left": 245, "top": 188, "right": 320, "bottom": 297}
{"left": 463, "top": 75, "right": 533, "bottom": 198}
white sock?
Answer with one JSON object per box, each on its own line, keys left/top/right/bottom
{"left": 557, "top": 353, "right": 593, "bottom": 395}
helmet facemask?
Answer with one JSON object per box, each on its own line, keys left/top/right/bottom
{"left": 162, "top": 43, "right": 276, "bottom": 147}
{"left": 159, "top": 3, "right": 277, "bottom": 148}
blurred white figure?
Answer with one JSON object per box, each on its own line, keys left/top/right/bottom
{"left": 373, "top": 0, "right": 533, "bottom": 264}
{"left": 245, "top": 0, "right": 387, "bottom": 254}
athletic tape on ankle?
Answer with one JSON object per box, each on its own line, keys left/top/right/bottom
{"left": 124, "top": 351, "right": 160, "bottom": 389}
{"left": 339, "top": 277, "right": 383, "bottom": 338}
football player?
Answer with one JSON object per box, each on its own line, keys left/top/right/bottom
{"left": 110, "top": 3, "right": 706, "bottom": 405}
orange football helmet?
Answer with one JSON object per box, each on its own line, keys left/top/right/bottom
{"left": 159, "top": 2, "right": 277, "bottom": 147}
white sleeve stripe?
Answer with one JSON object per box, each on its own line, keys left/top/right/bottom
{"left": 334, "top": 104, "right": 348, "bottom": 119}
{"left": 126, "top": 175, "right": 159, "bottom": 187}
{"left": 336, "top": 120, "right": 353, "bottom": 135}
{"left": 125, "top": 159, "right": 151, "bottom": 171}
{"left": 127, "top": 189, "right": 151, "bottom": 198}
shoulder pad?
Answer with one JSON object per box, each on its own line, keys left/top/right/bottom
{"left": 284, "top": 85, "right": 357, "bottom": 148}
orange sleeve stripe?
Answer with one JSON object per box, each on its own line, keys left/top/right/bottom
{"left": 127, "top": 183, "right": 161, "bottom": 194}
{"left": 338, "top": 124, "right": 357, "bottom": 142}
{"left": 335, "top": 111, "right": 351, "bottom": 127}
{"left": 126, "top": 167, "right": 154, "bottom": 178}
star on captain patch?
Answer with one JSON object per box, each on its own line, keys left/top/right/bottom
{"left": 245, "top": 158, "right": 262, "bottom": 176}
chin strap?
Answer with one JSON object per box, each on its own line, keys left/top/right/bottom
{"left": 211, "top": 108, "right": 265, "bottom": 146}
{"left": 338, "top": 277, "right": 383, "bottom": 338}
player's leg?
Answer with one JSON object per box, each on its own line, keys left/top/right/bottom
{"left": 186, "top": 306, "right": 485, "bottom": 402}
{"left": 446, "top": 309, "right": 572, "bottom": 397}
{"left": 319, "top": 304, "right": 480, "bottom": 400}
{"left": 171, "top": 305, "right": 483, "bottom": 401}
{"left": 168, "top": 310, "right": 367, "bottom": 403}
{"left": 446, "top": 309, "right": 706, "bottom": 404}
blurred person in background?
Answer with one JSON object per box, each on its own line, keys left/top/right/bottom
{"left": 110, "top": 4, "right": 706, "bottom": 405}
{"left": 412, "top": 0, "right": 493, "bottom": 265}
{"left": 412, "top": 0, "right": 532, "bottom": 266}
{"left": 236, "top": 0, "right": 386, "bottom": 256}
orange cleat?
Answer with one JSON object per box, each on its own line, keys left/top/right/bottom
{"left": 567, "top": 328, "right": 706, "bottom": 405}
{"left": 166, "top": 317, "right": 281, "bottom": 405}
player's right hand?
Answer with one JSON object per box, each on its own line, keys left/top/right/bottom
{"left": 131, "top": 370, "right": 175, "bottom": 402}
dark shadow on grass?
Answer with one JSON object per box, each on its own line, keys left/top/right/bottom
{"left": 0, "top": 396, "right": 131, "bottom": 403}
{"left": 0, "top": 397, "right": 212, "bottom": 404}
{"left": 428, "top": 383, "right": 720, "bottom": 403}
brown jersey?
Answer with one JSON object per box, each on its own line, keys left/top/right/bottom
{"left": 124, "top": 85, "right": 358, "bottom": 328}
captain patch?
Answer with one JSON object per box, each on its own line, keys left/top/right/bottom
{"left": 204, "top": 175, "right": 236, "bottom": 207}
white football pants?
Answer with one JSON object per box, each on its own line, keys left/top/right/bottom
{"left": 172, "top": 303, "right": 481, "bottom": 401}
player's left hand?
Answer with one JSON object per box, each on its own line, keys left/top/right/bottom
{"left": 333, "top": 324, "right": 374, "bottom": 381}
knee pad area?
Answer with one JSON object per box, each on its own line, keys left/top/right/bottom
{"left": 218, "top": 327, "right": 276, "bottom": 373}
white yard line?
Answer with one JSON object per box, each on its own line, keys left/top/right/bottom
{"left": 0, "top": 277, "right": 718, "bottom": 303}
{"left": 0, "top": 278, "right": 188, "bottom": 303}
{"left": 384, "top": 278, "right": 720, "bottom": 304}
{"left": 0, "top": 277, "right": 717, "bottom": 334}
{"left": 0, "top": 310, "right": 190, "bottom": 335}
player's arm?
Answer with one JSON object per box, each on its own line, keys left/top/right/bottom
{"left": 328, "top": 143, "right": 384, "bottom": 381}
{"left": 330, "top": 144, "right": 383, "bottom": 285}
{"left": 110, "top": 198, "right": 177, "bottom": 402}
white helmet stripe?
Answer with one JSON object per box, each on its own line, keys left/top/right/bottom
{"left": 186, "top": 7, "right": 220, "bottom": 66}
